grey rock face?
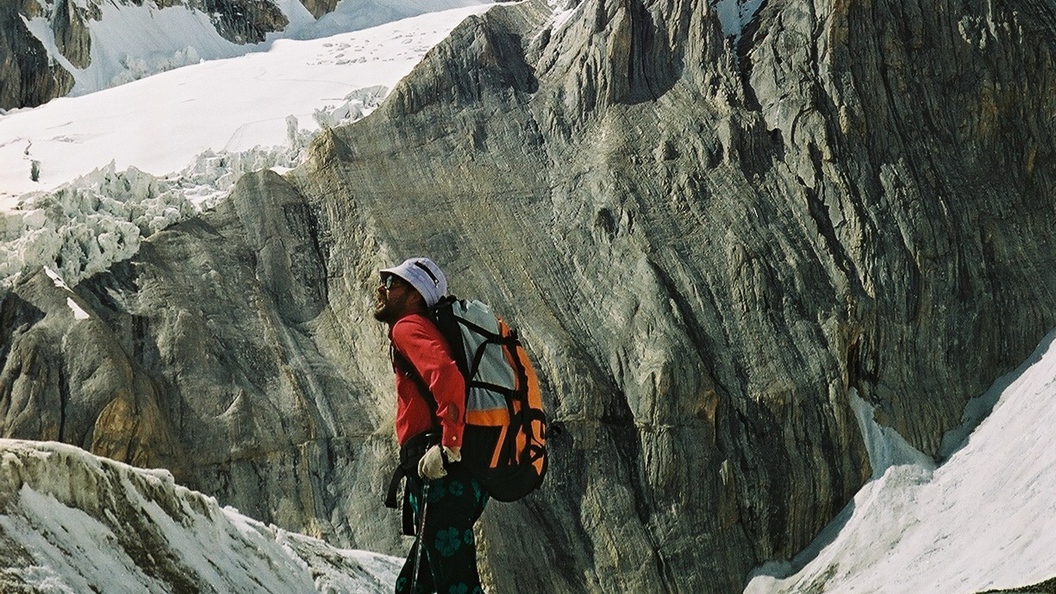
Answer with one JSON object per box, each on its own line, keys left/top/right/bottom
{"left": 298, "top": 0, "right": 338, "bottom": 20}
{"left": 0, "top": 0, "right": 75, "bottom": 109}
{"left": 196, "top": 0, "right": 289, "bottom": 45}
{"left": 0, "top": 268, "right": 185, "bottom": 474}
{"left": 52, "top": 0, "right": 97, "bottom": 69}
{"left": 2, "top": 0, "right": 1056, "bottom": 593}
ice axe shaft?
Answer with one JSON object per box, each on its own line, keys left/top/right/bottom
{"left": 409, "top": 480, "right": 430, "bottom": 594}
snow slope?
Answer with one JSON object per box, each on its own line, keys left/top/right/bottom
{"left": 19, "top": 0, "right": 487, "bottom": 98}
{"left": 0, "top": 439, "right": 402, "bottom": 593}
{"left": 2, "top": 3, "right": 493, "bottom": 204}
{"left": 745, "top": 329, "right": 1056, "bottom": 594}
{"left": 0, "top": 4, "right": 493, "bottom": 286}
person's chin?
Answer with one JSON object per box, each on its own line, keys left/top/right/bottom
{"left": 373, "top": 304, "right": 391, "bottom": 322}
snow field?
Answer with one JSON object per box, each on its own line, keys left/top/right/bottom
{"left": 746, "top": 329, "right": 1056, "bottom": 593}
{"left": 0, "top": 4, "right": 493, "bottom": 287}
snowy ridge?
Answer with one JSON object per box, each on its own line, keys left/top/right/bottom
{"left": 0, "top": 439, "right": 401, "bottom": 593}
{"left": 745, "top": 328, "right": 1056, "bottom": 594}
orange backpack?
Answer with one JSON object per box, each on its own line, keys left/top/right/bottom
{"left": 429, "top": 296, "right": 548, "bottom": 502}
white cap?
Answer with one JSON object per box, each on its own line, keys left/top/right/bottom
{"left": 380, "top": 257, "right": 447, "bottom": 307}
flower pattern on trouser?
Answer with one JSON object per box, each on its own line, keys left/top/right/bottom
{"left": 396, "top": 467, "right": 489, "bottom": 594}
{"left": 435, "top": 528, "right": 462, "bottom": 557}
{"left": 447, "top": 481, "right": 464, "bottom": 497}
{"left": 447, "top": 585, "right": 485, "bottom": 594}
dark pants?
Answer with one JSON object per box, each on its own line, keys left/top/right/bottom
{"left": 396, "top": 468, "right": 489, "bottom": 594}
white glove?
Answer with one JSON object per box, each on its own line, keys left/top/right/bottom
{"left": 418, "top": 445, "right": 461, "bottom": 480}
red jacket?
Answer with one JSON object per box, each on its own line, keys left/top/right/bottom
{"left": 389, "top": 313, "right": 465, "bottom": 449}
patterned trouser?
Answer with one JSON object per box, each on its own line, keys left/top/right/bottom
{"left": 396, "top": 468, "right": 490, "bottom": 594}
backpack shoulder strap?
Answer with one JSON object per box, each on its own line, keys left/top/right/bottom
{"left": 430, "top": 296, "right": 470, "bottom": 378}
{"left": 390, "top": 344, "right": 439, "bottom": 419}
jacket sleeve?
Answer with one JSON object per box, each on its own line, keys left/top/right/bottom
{"left": 391, "top": 316, "right": 466, "bottom": 449}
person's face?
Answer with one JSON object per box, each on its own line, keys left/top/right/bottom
{"left": 373, "top": 273, "right": 417, "bottom": 323}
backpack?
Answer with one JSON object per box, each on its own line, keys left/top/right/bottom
{"left": 427, "top": 295, "right": 549, "bottom": 502}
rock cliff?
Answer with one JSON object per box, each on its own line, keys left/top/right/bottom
{"left": 2, "top": 0, "right": 1056, "bottom": 592}
{"left": 0, "top": 0, "right": 74, "bottom": 109}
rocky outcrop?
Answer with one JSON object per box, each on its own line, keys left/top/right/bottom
{"left": 299, "top": 0, "right": 339, "bottom": 20}
{"left": 0, "top": 0, "right": 74, "bottom": 109}
{"left": 2, "top": 0, "right": 1056, "bottom": 592}
{"left": 1, "top": 169, "right": 405, "bottom": 543}
{"left": 0, "top": 268, "right": 185, "bottom": 476}
{"left": 198, "top": 0, "right": 288, "bottom": 45}
{"left": 748, "top": 0, "right": 1056, "bottom": 458}
{"left": 978, "top": 578, "right": 1056, "bottom": 594}
{"left": 52, "top": 0, "right": 97, "bottom": 69}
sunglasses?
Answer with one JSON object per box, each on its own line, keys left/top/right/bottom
{"left": 381, "top": 274, "right": 400, "bottom": 290}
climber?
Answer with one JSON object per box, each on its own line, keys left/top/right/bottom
{"left": 375, "top": 257, "right": 488, "bottom": 594}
